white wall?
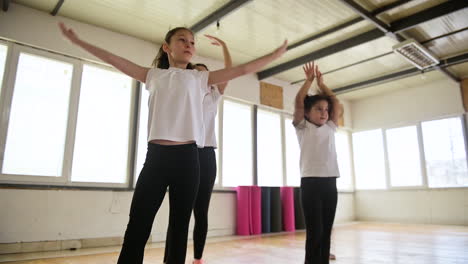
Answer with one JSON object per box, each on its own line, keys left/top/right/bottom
{"left": 355, "top": 188, "right": 468, "bottom": 225}
{"left": 351, "top": 74, "right": 468, "bottom": 225}
{"left": 0, "top": 4, "right": 355, "bottom": 246}
{"left": 0, "top": 188, "right": 236, "bottom": 243}
{"left": 351, "top": 76, "right": 464, "bottom": 131}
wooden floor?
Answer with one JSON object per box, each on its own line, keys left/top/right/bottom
{"left": 2, "top": 222, "right": 468, "bottom": 264}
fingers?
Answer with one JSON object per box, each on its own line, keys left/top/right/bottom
{"left": 58, "top": 22, "right": 68, "bottom": 33}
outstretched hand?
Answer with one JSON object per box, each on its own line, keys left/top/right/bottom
{"left": 59, "top": 22, "right": 80, "bottom": 44}
{"left": 316, "top": 66, "right": 324, "bottom": 87}
{"left": 204, "top": 34, "right": 225, "bottom": 46}
{"left": 303, "top": 61, "right": 316, "bottom": 82}
{"left": 273, "top": 40, "right": 288, "bottom": 58}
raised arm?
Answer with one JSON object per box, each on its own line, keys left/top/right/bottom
{"left": 293, "top": 62, "right": 316, "bottom": 126}
{"left": 316, "top": 67, "right": 343, "bottom": 126}
{"left": 59, "top": 22, "right": 150, "bottom": 83}
{"left": 204, "top": 35, "right": 232, "bottom": 94}
{"left": 207, "top": 40, "right": 287, "bottom": 86}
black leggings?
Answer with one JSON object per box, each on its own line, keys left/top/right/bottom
{"left": 164, "top": 147, "right": 217, "bottom": 262}
{"left": 301, "top": 177, "right": 337, "bottom": 264}
{"left": 117, "top": 143, "right": 200, "bottom": 264}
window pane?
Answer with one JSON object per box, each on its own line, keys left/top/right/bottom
{"left": 284, "top": 117, "right": 301, "bottom": 186}
{"left": 257, "top": 110, "right": 283, "bottom": 186}
{"left": 352, "top": 129, "right": 386, "bottom": 189}
{"left": 3, "top": 53, "right": 72, "bottom": 176}
{"left": 0, "top": 44, "right": 7, "bottom": 95}
{"left": 222, "top": 100, "right": 252, "bottom": 187}
{"left": 386, "top": 126, "right": 422, "bottom": 187}
{"left": 422, "top": 118, "right": 468, "bottom": 188}
{"left": 336, "top": 131, "right": 353, "bottom": 190}
{"left": 71, "top": 65, "right": 132, "bottom": 183}
{"left": 134, "top": 84, "right": 149, "bottom": 185}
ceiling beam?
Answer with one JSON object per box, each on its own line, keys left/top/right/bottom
{"left": 189, "top": 0, "right": 252, "bottom": 33}
{"left": 288, "top": 17, "right": 363, "bottom": 50}
{"left": 290, "top": 26, "right": 468, "bottom": 85}
{"left": 258, "top": 29, "right": 384, "bottom": 80}
{"left": 2, "top": 0, "right": 9, "bottom": 12}
{"left": 258, "top": 0, "right": 467, "bottom": 80}
{"left": 333, "top": 52, "right": 468, "bottom": 94}
{"left": 288, "top": 0, "right": 413, "bottom": 51}
{"left": 370, "top": 0, "right": 414, "bottom": 16}
{"left": 338, "top": 0, "right": 392, "bottom": 35}
{"left": 50, "top": 0, "right": 65, "bottom": 16}
{"left": 341, "top": 0, "right": 463, "bottom": 82}
{"left": 390, "top": 0, "right": 468, "bottom": 33}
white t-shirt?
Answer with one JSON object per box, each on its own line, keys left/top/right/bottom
{"left": 145, "top": 67, "right": 210, "bottom": 147}
{"left": 202, "top": 86, "right": 222, "bottom": 148}
{"left": 294, "top": 119, "right": 340, "bottom": 178}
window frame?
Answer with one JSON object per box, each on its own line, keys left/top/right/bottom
{"left": 256, "top": 105, "right": 285, "bottom": 187}
{"left": 352, "top": 128, "right": 388, "bottom": 190}
{"left": 354, "top": 114, "right": 468, "bottom": 191}
{"left": 419, "top": 114, "right": 468, "bottom": 190}
{"left": 383, "top": 124, "right": 425, "bottom": 190}
{"left": 218, "top": 96, "right": 255, "bottom": 189}
{"left": 335, "top": 129, "right": 355, "bottom": 192}
{"left": 0, "top": 43, "right": 138, "bottom": 188}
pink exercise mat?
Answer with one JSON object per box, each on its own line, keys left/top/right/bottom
{"left": 236, "top": 186, "right": 262, "bottom": 235}
{"left": 281, "top": 187, "right": 296, "bottom": 232}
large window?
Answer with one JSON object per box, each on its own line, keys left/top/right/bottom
{"left": 257, "top": 109, "right": 283, "bottom": 186}
{"left": 336, "top": 131, "right": 353, "bottom": 190}
{"left": 284, "top": 117, "right": 301, "bottom": 186}
{"left": 222, "top": 100, "right": 253, "bottom": 187}
{"left": 2, "top": 53, "right": 72, "bottom": 177}
{"left": 352, "top": 129, "right": 386, "bottom": 189}
{"left": 386, "top": 126, "right": 422, "bottom": 187}
{"left": 422, "top": 117, "right": 468, "bottom": 188}
{"left": 71, "top": 64, "right": 133, "bottom": 183}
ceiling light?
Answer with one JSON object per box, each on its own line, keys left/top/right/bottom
{"left": 393, "top": 39, "right": 439, "bottom": 70}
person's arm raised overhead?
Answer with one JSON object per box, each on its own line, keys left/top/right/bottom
{"left": 316, "top": 67, "right": 343, "bottom": 126}
{"left": 207, "top": 40, "right": 288, "bottom": 86}
{"left": 59, "top": 22, "right": 150, "bottom": 83}
{"left": 293, "top": 62, "right": 316, "bottom": 126}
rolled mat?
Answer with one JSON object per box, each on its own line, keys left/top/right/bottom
{"left": 261, "top": 187, "right": 271, "bottom": 233}
{"left": 281, "top": 187, "right": 295, "bottom": 231}
{"left": 250, "top": 186, "right": 262, "bottom": 235}
{"left": 236, "top": 186, "right": 251, "bottom": 235}
{"left": 294, "top": 187, "right": 306, "bottom": 229}
{"left": 270, "top": 187, "right": 282, "bottom": 232}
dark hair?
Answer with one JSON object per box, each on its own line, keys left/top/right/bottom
{"left": 304, "top": 94, "right": 333, "bottom": 120}
{"left": 194, "top": 63, "right": 209, "bottom": 71}
{"left": 152, "top": 27, "right": 194, "bottom": 69}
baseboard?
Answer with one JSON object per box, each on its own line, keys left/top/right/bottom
{"left": 0, "top": 228, "right": 236, "bottom": 255}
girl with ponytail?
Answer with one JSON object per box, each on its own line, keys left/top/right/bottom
{"left": 59, "top": 22, "right": 287, "bottom": 264}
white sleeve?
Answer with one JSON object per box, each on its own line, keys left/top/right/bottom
{"left": 212, "top": 85, "right": 222, "bottom": 99}
{"left": 294, "top": 119, "right": 307, "bottom": 130}
{"left": 327, "top": 120, "right": 337, "bottom": 131}
{"left": 145, "top": 68, "right": 159, "bottom": 90}
{"left": 192, "top": 70, "right": 210, "bottom": 94}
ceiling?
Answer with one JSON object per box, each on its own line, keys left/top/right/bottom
{"left": 9, "top": 0, "right": 468, "bottom": 101}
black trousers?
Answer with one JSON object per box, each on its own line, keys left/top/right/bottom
{"left": 301, "top": 177, "right": 338, "bottom": 264}
{"left": 164, "top": 147, "right": 217, "bottom": 262}
{"left": 117, "top": 143, "right": 200, "bottom": 264}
